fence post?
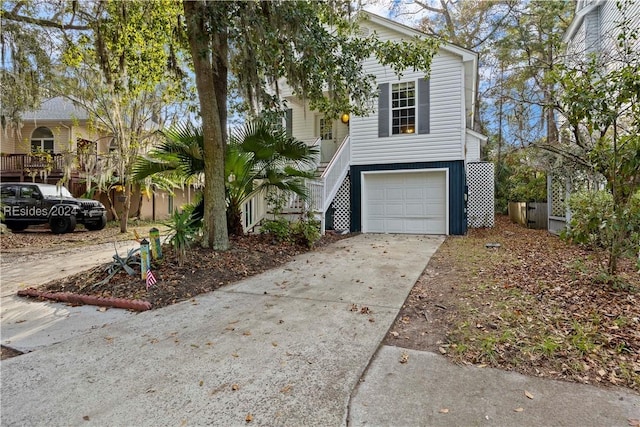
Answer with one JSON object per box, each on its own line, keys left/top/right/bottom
{"left": 140, "top": 239, "right": 150, "bottom": 281}
{"left": 149, "top": 227, "right": 162, "bottom": 259}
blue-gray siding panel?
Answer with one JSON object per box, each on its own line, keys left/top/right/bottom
{"left": 350, "top": 160, "right": 467, "bottom": 235}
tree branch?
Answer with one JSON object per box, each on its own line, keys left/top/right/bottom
{"left": 1, "top": 9, "right": 90, "bottom": 31}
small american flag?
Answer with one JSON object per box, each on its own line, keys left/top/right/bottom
{"left": 146, "top": 270, "right": 157, "bottom": 290}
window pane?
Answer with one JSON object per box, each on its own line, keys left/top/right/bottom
{"left": 32, "top": 127, "right": 54, "bottom": 139}
{"left": 391, "top": 81, "right": 416, "bottom": 135}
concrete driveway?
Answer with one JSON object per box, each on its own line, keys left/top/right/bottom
{"left": 1, "top": 234, "right": 443, "bottom": 426}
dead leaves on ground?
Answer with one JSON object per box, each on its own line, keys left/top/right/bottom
{"left": 388, "top": 215, "right": 640, "bottom": 393}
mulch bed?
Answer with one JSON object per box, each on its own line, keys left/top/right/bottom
{"left": 36, "top": 232, "right": 350, "bottom": 309}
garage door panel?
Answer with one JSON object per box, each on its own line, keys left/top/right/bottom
{"left": 385, "top": 205, "right": 404, "bottom": 216}
{"left": 363, "top": 171, "right": 446, "bottom": 235}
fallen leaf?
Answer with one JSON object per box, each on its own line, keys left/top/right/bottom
{"left": 97, "top": 307, "right": 107, "bottom": 312}
{"left": 199, "top": 380, "right": 204, "bottom": 387}
{"left": 245, "top": 413, "right": 253, "bottom": 423}
{"left": 232, "top": 353, "right": 239, "bottom": 358}
{"left": 243, "top": 331, "right": 252, "bottom": 336}
{"left": 439, "top": 347, "right": 447, "bottom": 355}
{"left": 280, "top": 384, "right": 292, "bottom": 393}
{"left": 439, "top": 408, "right": 449, "bottom": 414}
{"left": 514, "top": 407, "right": 524, "bottom": 413}
{"left": 231, "top": 384, "right": 239, "bottom": 391}
{"left": 391, "top": 331, "right": 400, "bottom": 338}
{"left": 272, "top": 342, "right": 278, "bottom": 347}
{"left": 524, "top": 390, "right": 534, "bottom": 400}
{"left": 83, "top": 415, "right": 90, "bottom": 421}
{"left": 399, "top": 351, "right": 409, "bottom": 364}
{"left": 629, "top": 419, "right": 640, "bottom": 427}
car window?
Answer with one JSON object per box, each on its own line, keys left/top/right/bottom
{"left": 37, "top": 185, "right": 73, "bottom": 198}
{"left": 20, "top": 186, "right": 40, "bottom": 199}
{"left": 1, "top": 185, "right": 17, "bottom": 198}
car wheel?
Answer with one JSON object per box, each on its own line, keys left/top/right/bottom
{"left": 85, "top": 216, "right": 107, "bottom": 231}
{"left": 49, "top": 216, "right": 76, "bottom": 234}
{"left": 6, "top": 222, "right": 28, "bottom": 232}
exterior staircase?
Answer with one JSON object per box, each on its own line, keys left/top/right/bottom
{"left": 240, "top": 135, "right": 351, "bottom": 234}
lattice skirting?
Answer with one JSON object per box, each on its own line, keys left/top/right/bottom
{"left": 467, "top": 162, "right": 495, "bottom": 228}
{"left": 328, "top": 175, "right": 350, "bottom": 231}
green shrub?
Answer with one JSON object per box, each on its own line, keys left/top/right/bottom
{"left": 566, "top": 189, "right": 640, "bottom": 264}
{"left": 565, "top": 190, "right": 614, "bottom": 248}
{"left": 165, "top": 209, "right": 196, "bottom": 266}
{"left": 260, "top": 218, "right": 291, "bottom": 242}
{"left": 291, "top": 214, "right": 321, "bottom": 248}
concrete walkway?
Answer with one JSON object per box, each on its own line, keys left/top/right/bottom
{"left": 1, "top": 234, "right": 638, "bottom": 426}
{"left": 1, "top": 240, "right": 140, "bottom": 352}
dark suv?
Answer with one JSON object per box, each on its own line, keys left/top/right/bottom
{"left": 1, "top": 183, "right": 107, "bottom": 234}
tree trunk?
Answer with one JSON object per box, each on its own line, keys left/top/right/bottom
{"left": 184, "top": 0, "right": 229, "bottom": 250}
{"left": 119, "top": 182, "right": 131, "bottom": 233}
{"left": 227, "top": 206, "right": 244, "bottom": 236}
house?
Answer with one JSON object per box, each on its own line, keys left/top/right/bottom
{"left": 548, "top": 0, "right": 640, "bottom": 234}
{"left": 244, "top": 11, "right": 492, "bottom": 235}
{"left": 0, "top": 97, "right": 192, "bottom": 221}
{"left": 564, "top": 0, "right": 640, "bottom": 62}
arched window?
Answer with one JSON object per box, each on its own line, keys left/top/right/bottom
{"left": 31, "top": 127, "right": 54, "bottom": 153}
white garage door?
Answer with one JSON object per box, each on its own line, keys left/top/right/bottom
{"left": 363, "top": 170, "right": 447, "bottom": 234}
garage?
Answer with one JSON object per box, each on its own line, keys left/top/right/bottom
{"left": 362, "top": 170, "right": 447, "bottom": 234}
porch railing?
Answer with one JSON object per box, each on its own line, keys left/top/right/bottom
{"left": 0, "top": 153, "right": 67, "bottom": 173}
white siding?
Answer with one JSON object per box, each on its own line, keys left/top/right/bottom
{"left": 566, "top": 0, "right": 640, "bottom": 62}
{"left": 286, "top": 98, "right": 349, "bottom": 158}
{"left": 350, "top": 20, "right": 465, "bottom": 166}
{"left": 465, "top": 131, "right": 481, "bottom": 163}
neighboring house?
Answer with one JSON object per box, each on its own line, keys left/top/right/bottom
{"left": 0, "top": 97, "right": 106, "bottom": 187}
{"left": 243, "top": 11, "right": 492, "bottom": 235}
{"left": 548, "top": 0, "right": 640, "bottom": 234}
{"left": 0, "top": 97, "right": 191, "bottom": 221}
{"left": 564, "top": 0, "right": 640, "bottom": 62}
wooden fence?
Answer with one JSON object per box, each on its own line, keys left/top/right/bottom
{"left": 508, "top": 202, "right": 548, "bottom": 230}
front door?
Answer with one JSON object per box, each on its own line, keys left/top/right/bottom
{"left": 316, "top": 116, "right": 336, "bottom": 163}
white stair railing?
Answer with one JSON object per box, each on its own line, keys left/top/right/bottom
{"left": 241, "top": 187, "right": 268, "bottom": 232}
{"left": 239, "top": 135, "right": 350, "bottom": 234}
{"left": 320, "top": 135, "right": 350, "bottom": 213}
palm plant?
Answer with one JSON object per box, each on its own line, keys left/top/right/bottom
{"left": 134, "top": 119, "right": 318, "bottom": 235}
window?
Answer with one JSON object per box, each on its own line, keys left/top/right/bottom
{"left": 318, "top": 117, "right": 333, "bottom": 141}
{"left": 1, "top": 185, "right": 18, "bottom": 198}
{"left": 378, "top": 79, "right": 429, "bottom": 138}
{"left": 391, "top": 82, "right": 416, "bottom": 134}
{"left": 20, "top": 186, "right": 40, "bottom": 199}
{"left": 109, "top": 138, "right": 118, "bottom": 152}
{"left": 31, "top": 127, "right": 54, "bottom": 153}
